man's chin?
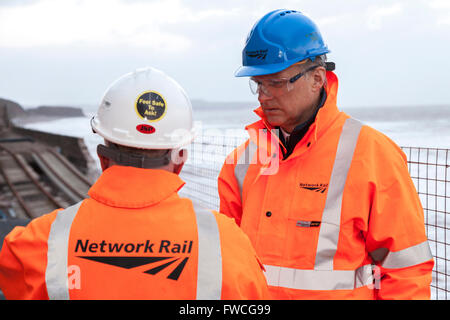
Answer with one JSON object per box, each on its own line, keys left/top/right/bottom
{"left": 264, "top": 115, "right": 283, "bottom": 128}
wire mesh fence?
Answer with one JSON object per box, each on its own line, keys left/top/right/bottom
{"left": 179, "top": 135, "right": 450, "bottom": 300}
{"left": 402, "top": 147, "right": 450, "bottom": 300}
{"left": 179, "top": 134, "right": 247, "bottom": 210}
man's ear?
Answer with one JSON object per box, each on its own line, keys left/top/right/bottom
{"left": 311, "top": 67, "right": 327, "bottom": 92}
{"left": 172, "top": 149, "right": 187, "bottom": 174}
{"left": 98, "top": 152, "right": 110, "bottom": 172}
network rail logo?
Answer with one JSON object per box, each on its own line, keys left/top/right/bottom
{"left": 74, "top": 239, "right": 193, "bottom": 281}
{"left": 299, "top": 183, "right": 328, "bottom": 193}
{"left": 78, "top": 256, "right": 189, "bottom": 280}
{"left": 245, "top": 49, "right": 268, "bottom": 60}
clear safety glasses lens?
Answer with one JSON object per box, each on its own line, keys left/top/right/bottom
{"left": 249, "top": 78, "right": 293, "bottom": 97}
{"left": 249, "top": 64, "right": 320, "bottom": 98}
{"left": 249, "top": 78, "right": 261, "bottom": 95}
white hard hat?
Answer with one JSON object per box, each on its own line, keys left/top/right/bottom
{"left": 91, "top": 67, "right": 195, "bottom": 149}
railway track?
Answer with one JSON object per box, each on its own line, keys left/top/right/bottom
{"left": 0, "top": 141, "right": 92, "bottom": 220}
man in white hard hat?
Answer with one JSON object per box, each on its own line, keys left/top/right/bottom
{"left": 0, "top": 67, "right": 270, "bottom": 300}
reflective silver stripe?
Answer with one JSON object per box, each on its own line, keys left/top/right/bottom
{"left": 234, "top": 141, "right": 258, "bottom": 200}
{"left": 372, "top": 241, "right": 433, "bottom": 269}
{"left": 193, "top": 203, "right": 222, "bottom": 300}
{"left": 45, "top": 201, "right": 83, "bottom": 300}
{"left": 264, "top": 264, "right": 374, "bottom": 291}
{"left": 314, "top": 118, "right": 362, "bottom": 270}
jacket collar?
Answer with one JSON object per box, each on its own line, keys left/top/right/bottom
{"left": 88, "top": 165, "right": 185, "bottom": 208}
{"left": 246, "top": 71, "right": 341, "bottom": 158}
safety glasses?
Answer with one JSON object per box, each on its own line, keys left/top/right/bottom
{"left": 249, "top": 64, "right": 320, "bottom": 97}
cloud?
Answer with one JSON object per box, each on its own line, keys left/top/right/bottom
{"left": 0, "top": 0, "right": 252, "bottom": 52}
{"left": 1, "top": 0, "right": 449, "bottom": 106}
{"left": 428, "top": 0, "right": 450, "bottom": 9}
{"left": 427, "top": 0, "right": 450, "bottom": 25}
{"left": 0, "top": 0, "right": 198, "bottom": 51}
{"left": 366, "top": 3, "right": 403, "bottom": 30}
{"left": 0, "top": 0, "right": 40, "bottom": 7}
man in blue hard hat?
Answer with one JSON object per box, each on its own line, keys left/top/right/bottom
{"left": 217, "top": 9, "right": 433, "bottom": 300}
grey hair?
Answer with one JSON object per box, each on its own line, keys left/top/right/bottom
{"left": 298, "top": 55, "right": 328, "bottom": 86}
{"left": 303, "top": 54, "right": 327, "bottom": 69}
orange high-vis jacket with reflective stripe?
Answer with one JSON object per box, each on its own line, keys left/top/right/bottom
{"left": 0, "top": 166, "right": 270, "bottom": 300}
{"left": 218, "top": 71, "right": 434, "bottom": 300}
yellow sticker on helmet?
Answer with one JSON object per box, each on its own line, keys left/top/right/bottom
{"left": 135, "top": 91, "right": 167, "bottom": 122}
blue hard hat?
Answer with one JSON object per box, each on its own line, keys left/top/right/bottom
{"left": 235, "top": 9, "right": 330, "bottom": 77}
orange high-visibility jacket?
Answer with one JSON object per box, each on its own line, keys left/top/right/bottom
{"left": 218, "top": 71, "right": 434, "bottom": 300}
{"left": 0, "top": 166, "right": 270, "bottom": 300}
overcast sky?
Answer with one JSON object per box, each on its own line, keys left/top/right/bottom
{"left": 1, "top": 0, "right": 449, "bottom": 108}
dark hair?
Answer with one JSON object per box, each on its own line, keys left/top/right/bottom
{"left": 105, "top": 141, "right": 171, "bottom": 158}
